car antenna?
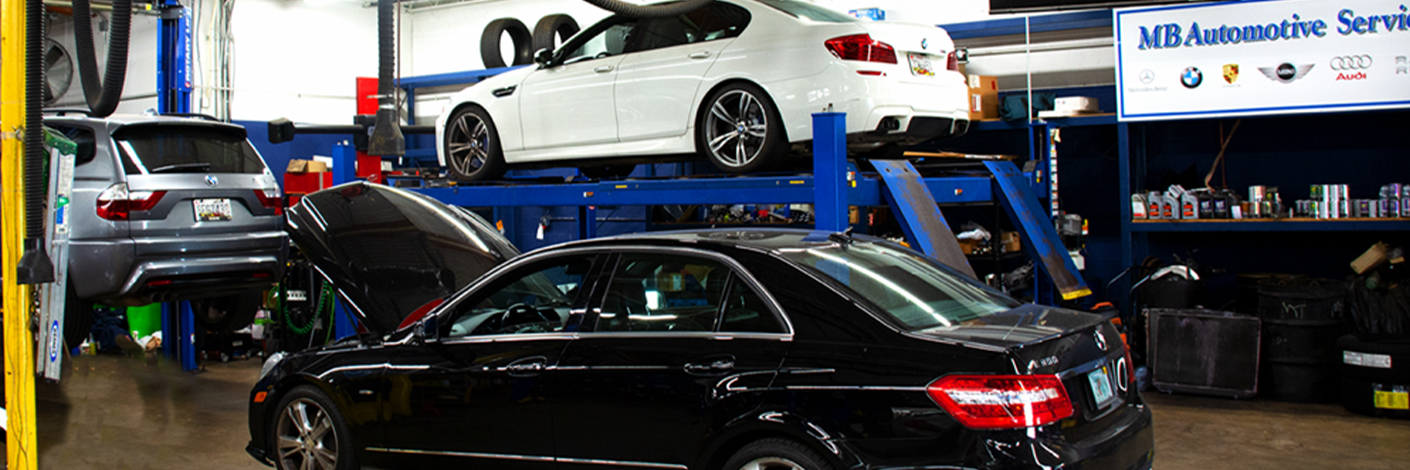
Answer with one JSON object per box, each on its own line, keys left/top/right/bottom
{"left": 827, "top": 227, "right": 855, "bottom": 246}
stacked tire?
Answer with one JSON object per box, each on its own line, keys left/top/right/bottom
{"left": 1337, "top": 334, "right": 1410, "bottom": 419}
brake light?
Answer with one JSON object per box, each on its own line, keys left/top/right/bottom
{"left": 254, "top": 189, "right": 284, "bottom": 216}
{"left": 926, "top": 374, "right": 1074, "bottom": 429}
{"left": 946, "top": 51, "right": 959, "bottom": 71}
{"left": 825, "top": 34, "right": 897, "bottom": 64}
{"left": 96, "top": 183, "right": 165, "bottom": 221}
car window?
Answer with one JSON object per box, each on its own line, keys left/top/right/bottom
{"left": 595, "top": 253, "right": 726, "bottom": 333}
{"left": 562, "top": 20, "right": 639, "bottom": 64}
{"left": 635, "top": 3, "right": 751, "bottom": 52}
{"left": 756, "top": 0, "right": 857, "bottom": 23}
{"left": 47, "top": 125, "right": 98, "bottom": 166}
{"left": 719, "top": 274, "right": 785, "bottom": 333}
{"left": 111, "top": 124, "right": 267, "bottom": 175}
{"left": 778, "top": 241, "right": 1021, "bottom": 330}
{"left": 446, "top": 257, "right": 593, "bottom": 338}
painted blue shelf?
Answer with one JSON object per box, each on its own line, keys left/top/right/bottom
{"left": 1130, "top": 218, "right": 1410, "bottom": 232}
{"left": 968, "top": 114, "right": 1117, "bottom": 132}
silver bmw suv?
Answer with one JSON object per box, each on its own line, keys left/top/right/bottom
{"left": 46, "top": 112, "right": 289, "bottom": 347}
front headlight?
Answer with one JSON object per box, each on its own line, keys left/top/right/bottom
{"left": 259, "top": 351, "right": 287, "bottom": 380}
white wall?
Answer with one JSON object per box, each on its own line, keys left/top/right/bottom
{"left": 46, "top": 10, "right": 161, "bottom": 115}
{"left": 227, "top": 0, "right": 377, "bottom": 123}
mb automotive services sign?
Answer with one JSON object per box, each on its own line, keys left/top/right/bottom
{"left": 1115, "top": 0, "right": 1410, "bottom": 121}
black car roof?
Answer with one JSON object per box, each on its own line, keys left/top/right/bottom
{"left": 546, "top": 228, "right": 849, "bottom": 254}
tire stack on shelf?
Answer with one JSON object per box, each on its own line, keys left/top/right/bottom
{"left": 1256, "top": 279, "right": 1348, "bottom": 402}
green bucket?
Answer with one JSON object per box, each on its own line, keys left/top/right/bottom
{"left": 127, "top": 304, "right": 163, "bottom": 341}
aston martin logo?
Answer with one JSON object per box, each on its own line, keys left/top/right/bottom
{"left": 1223, "top": 64, "right": 1239, "bottom": 84}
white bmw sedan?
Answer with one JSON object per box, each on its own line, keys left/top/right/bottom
{"left": 435, "top": 0, "right": 970, "bottom": 180}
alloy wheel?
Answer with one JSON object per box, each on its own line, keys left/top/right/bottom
{"left": 705, "top": 89, "right": 769, "bottom": 168}
{"left": 738, "top": 456, "right": 807, "bottom": 470}
{"left": 447, "top": 111, "right": 491, "bottom": 177}
{"left": 275, "top": 398, "right": 339, "bottom": 470}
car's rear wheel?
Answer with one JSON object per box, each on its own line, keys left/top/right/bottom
{"left": 272, "top": 386, "right": 357, "bottom": 470}
{"left": 191, "top": 290, "right": 261, "bottom": 333}
{"left": 444, "top": 105, "right": 507, "bottom": 181}
{"left": 698, "top": 83, "right": 786, "bottom": 174}
{"left": 722, "top": 438, "right": 835, "bottom": 470}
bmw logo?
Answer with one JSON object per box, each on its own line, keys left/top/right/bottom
{"left": 1181, "top": 66, "right": 1203, "bottom": 88}
{"left": 205, "top": 175, "right": 219, "bottom": 187}
{"left": 921, "top": 39, "right": 928, "bottom": 50}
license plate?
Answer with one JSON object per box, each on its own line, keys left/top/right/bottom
{"left": 1088, "top": 367, "right": 1114, "bottom": 405}
{"left": 908, "top": 52, "right": 935, "bottom": 76}
{"left": 194, "top": 198, "right": 233, "bottom": 222}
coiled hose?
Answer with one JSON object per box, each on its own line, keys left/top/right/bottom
{"left": 72, "top": 0, "right": 133, "bottom": 117}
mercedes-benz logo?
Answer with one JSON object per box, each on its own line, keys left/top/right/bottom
{"left": 1139, "top": 69, "right": 1155, "bottom": 84}
{"left": 205, "top": 175, "right": 219, "bottom": 187}
{"left": 1330, "top": 55, "right": 1372, "bottom": 71}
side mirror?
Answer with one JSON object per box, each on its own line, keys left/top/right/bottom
{"left": 417, "top": 316, "right": 439, "bottom": 344}
{"left": 534, "top": 48, "right": 554, "bottom": 67}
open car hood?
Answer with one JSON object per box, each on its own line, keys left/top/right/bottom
{"left": 286, "top": 182, "right": 519, "bottom": 335}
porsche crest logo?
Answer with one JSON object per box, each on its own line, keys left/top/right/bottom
{"left": 1223, "top": 64, "right": 1239, "bottom": 84}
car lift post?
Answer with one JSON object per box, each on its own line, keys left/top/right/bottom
{"left": 330, "top": 143, "right": 360, "bottom": 340}
{"left": 155, "top": 0, "right": 198, "bottom": 371}
{"left": 2, "top": 0, "right": 40, "bottom": 466}
{"left": 812, "top": 112, "right": 847, "bottom": 232}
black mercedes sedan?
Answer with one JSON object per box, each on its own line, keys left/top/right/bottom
{"left": 247, "top": 182, "right": 1154, "bottom": 470}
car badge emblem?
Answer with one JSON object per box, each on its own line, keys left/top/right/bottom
{"left": 1180, "top": 66, "right": 1203, "bottom": 88}
{"left": 1095, "top": 330, "right": 1109, "bottom": 351}
{"left": 1259, "top": 63, "right": 1314, "bottom": 83}
{"left": 205, "top": 175, "right": 219, "bottom": 187}
{"left": 1138, "top": 69, "right": 1155, "bottom": 84}
{"left": 921, "top": 39, "right": 928, "bottom": 50}
{"left": 1222, "top": 64, "right": 1239, "bottom": 84}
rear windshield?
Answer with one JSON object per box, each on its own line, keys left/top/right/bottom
{"left": 113, "top": 125, "right": 267, "bottom": 175}
{"left": 756, "top": 0, "right": 857, "bottom": 23}
{"left": 779, "top": 241, "right": 1020, "bottom": 329}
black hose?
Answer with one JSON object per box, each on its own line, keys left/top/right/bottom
{"left": 18, "top": 0, "right": 54, "bottom": 283}
{"left": 72, "top": 0, "right": 133, "bottom": 117}
{"left": 582, "top": 0, "right": 715, "bottom": 18}
{"left": 366, "top": 0, "right": 404, "bottom": 156}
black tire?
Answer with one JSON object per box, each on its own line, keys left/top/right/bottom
{"left": 481, "top": 18, "right": 533, "bottom": 68}
{"left": 270, "top": 385, "right": 359, "bottom": 470}
{"left": 532, "top": 14, "right": 580, "bottom": 53}
{"left": 443, "top": 105, "right": 507, "bottom": 181}
{"left": 1339, "top": 375, "right": 1410, "bottom": 420}
{"left": 580, "top": 164, "right": 636, "bottom": 180}
{"left": 697, "top": 82, "right": 787, "bottom": 174}
{"left": 1337, "top": 334, "right": 1410, "bottom": 382}
{"left": 191, "top": 291, "right": 262, "bottom": 333}
{"left": 721, "top": 438, "right": 835, "bottom": 470}
{"left": 64, "top": 279, "right": 94, "bottom": 350}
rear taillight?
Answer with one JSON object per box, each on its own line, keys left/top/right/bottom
{"left": 946, "top": 51, "right": 959, "bottom": 71}
{"left": 927, "top": 374, "right": 1074, "bottom": 429}
{"left": 254, "top": 189, "right": 284, "bottom": 216}
{"left": 96, "top": 183, "right": 165, "bottom": 221}
{"left": 825, "top": 34, "right": 897, "bottom": 64}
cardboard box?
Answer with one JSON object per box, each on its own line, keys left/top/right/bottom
{"left": 287, "top": 159, "right": 328, "bottom": 173}
{"left": 1351, "top": 242, "right": 1390, "bottom": 274}
{"left": 966, "top": 75, "right": 999, "bottom": 121}
{"left": 1000, "top": 231, "right": 1021, "bottom": 253}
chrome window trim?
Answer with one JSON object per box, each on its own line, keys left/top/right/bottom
{"left": 583, "top": 245, "right": 795, "bottom": 337}
{"left": 440, "top": 332, "right": 579, "bottom": 346}
{"left": 364, "top": 447, "right": 688, "bottom": 470}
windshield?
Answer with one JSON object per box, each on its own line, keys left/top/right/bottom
{"left": 756, "top": 0, "right": 857, "bottom": 23}
{"left": 113, "top": 125, "right": 268, "bottom": 174}
{"left": 779, "top": 241, "right": 1020, "bottom": 330}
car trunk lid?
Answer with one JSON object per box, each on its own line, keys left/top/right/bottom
{"left": 285, "top": 181, "right": 520, "bottom": 335}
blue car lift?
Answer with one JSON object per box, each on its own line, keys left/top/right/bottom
{"left": 156, "top": 0, "right": 199, "bottom": 371}
{"left": 355, "top": 112, "right": 1088, "bottom": 305}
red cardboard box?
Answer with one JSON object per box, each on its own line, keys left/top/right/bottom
{"left": 284, "top": 172, "right": 333, "bottom": 195}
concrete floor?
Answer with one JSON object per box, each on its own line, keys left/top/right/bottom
{"left": 29, "top": 354, "right": 1410, "bottom": 469}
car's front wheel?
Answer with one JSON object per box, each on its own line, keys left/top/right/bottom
{"left": 722, "top": 438, "right": 835, "bottom": 470}
{"left": 272, "top": 386, "right": 357, "bottom": 470}
{"left": 444, "top": 105, "right": 507, "bottom": 181}
{"left": 698, "top": 83, "right": 786, "bottom": 174}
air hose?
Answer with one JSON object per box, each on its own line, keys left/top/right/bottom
{"left": 277, "top": 280, "right": 335, "bottom": 336}
{"left": 71, "top": 0, "right": 133, "bottom": 118}
{"left": 17, "top": 0, "right": 55, "bottom": 284}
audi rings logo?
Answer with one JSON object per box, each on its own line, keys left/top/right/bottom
{"left": 1330, "top": 55, "right": 1373, "bottom": 71}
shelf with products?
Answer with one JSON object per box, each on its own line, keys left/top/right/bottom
{"left": 1129, "top": 218, "right": 1410, "bottom": 232}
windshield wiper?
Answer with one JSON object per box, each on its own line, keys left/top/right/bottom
{"left": 149, "top": 162, "right": 213, "bottom": 174}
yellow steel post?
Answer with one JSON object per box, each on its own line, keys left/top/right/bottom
{"left": 1, "top": 0, "right": 39, "bottom": 467}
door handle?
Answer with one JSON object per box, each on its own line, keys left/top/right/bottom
{"left": 688, "top": 51, "right": 712, "bottom": 59}
{"left": 594, "top": 65, "right": 615, "bottom": 73}
{"left": 684, "top": 358, "right": 735, "bottom": 375}
{"left": 500, "top": 356, "right": 548, "bottom": 376}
